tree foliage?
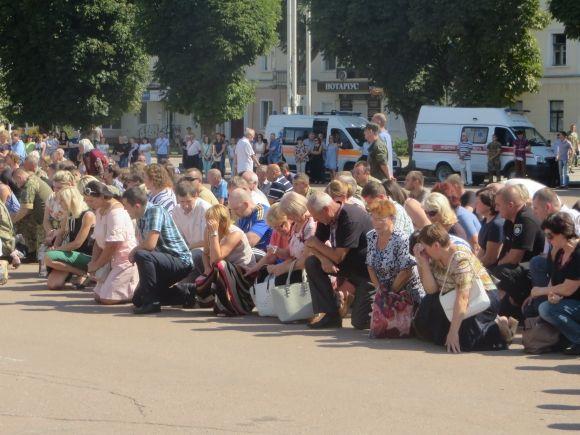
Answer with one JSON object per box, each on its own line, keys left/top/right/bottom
{"left": 0, "top": 0, "right": 149, "bottom": 129}
{"left": 549, "top": 0, "right": 580, "bottom": 39}
{"left": 139, "top": 0, "right": 281, "bottom": 130}
{"left": 308, "top": 0, "right": 546, "bottom": 161}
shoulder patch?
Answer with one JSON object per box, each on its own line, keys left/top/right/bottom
{"left": 513, "top": 224, "right": 523, "bottom": 237}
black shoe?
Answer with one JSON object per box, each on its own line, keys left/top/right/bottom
{"left": 563, "top": 344, "right": 580, "bottom": 356}
{"left": 133, "top": 302, "right": 161, "bottom": 315}
{"left": 308, "top": 313, "right": 342, "bottom": 329}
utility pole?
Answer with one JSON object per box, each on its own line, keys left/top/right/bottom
{"left": 291, "top": 0, "right": 298, "bottom": 114}
{"left": 286, "top": 0, "right": 292, "bottom": 114}
{"left": 305, "top": 8, "right": 312, "bottom": 116}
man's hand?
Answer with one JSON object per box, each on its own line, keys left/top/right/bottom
{"left": 320, "top": 257, "right": 338, "bottom": 274}
{"left": 548, "top": 292, "right": 563, "bottom": 305}
{"left": 305, "top": 237, "right": 321, "bottom": 249}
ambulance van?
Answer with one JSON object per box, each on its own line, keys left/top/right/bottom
{"left": 265, "top": 111, "right": 401, "bottom": 174}
{"left": 412, "top": 106, "right": 557, "bottom": 185}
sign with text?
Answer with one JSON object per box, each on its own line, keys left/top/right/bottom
{"left": 318, "top": 81, "right": 370, "bottom": 92}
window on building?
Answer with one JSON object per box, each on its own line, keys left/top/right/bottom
{"left": 139, "top": 103, "right": 147, "bottom": 124}
{"left": 260, "top": 100, "right": 273, "bottom": 129}
{"left": 550, "top": 100, "right": 564, "bottom": 132}
{"left": 323, "top": 54, "right": 336, "bottom": 71}
{"left": 260, "top": 54, "right": 270, "bottom": 72}
{"left": 552, "top": 34, "right": 566, "bottom": 66}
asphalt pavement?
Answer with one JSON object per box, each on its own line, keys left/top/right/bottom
{"left": 0, "top": 265, "right": 578, "bottom": 434}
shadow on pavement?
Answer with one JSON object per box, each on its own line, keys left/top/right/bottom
{"left": 514, "top": 365, "right": 580, "bottom": 375}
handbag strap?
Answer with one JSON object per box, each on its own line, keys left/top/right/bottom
{"left": 285, "top": 260, "right": 297, "bottom": 286}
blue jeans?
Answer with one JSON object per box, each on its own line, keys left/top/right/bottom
{"left": 529, "top": 255, "right": 550, "bottom": 287}
{"left": 539, "top": 299, "right": 580, "bottom": 344}
{"left": 558, "top": 160, "right": 569, "bottom": 186}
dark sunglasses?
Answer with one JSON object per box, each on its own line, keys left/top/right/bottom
{"left": 426, "top": 210, "right": 438, "bottom": 217}
{"left": 83, "top": 187, "right": 100, "bottom": 196}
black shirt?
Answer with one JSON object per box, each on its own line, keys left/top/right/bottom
{"left": 478, "top": 214, "right": 505, "bottom": 250}
{"left": 499, "top": 206, "right": 544, "bottom": 262}
{"left": 548, "top": 243, "right": 580, "bottom": 300}
{"left": 314, "top": 203, "right": 372, "bottom": 278}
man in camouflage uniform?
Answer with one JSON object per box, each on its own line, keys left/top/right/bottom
{"left": 10, "top": 168, "right": 52, "bottom": 259}
{"left": 486, "top": 134, "right": 502, "bottom": 183}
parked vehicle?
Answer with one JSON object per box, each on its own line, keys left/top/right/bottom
{"left": 412, "top": 106, "right": 557, "bottom": 185}
{"left": 265, "top": 111, "right": 401, "bottom": 175}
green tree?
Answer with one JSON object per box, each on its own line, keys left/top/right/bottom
{"left": 308, "top": 0, "right": 546, "bottom": 162}
{"left": 138, "top": 0, "right": 281, "bottom": 132}
{"left": 0, "top": 0, "right": 149, "bottom": 130}
{"left": 549, "top": 0, "right": 580, "bottom": 39}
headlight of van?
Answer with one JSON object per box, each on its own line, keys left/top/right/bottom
{"left": 535, "top": 155, "right": 545, "bottom": 163}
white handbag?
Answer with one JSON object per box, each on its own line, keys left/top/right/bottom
{"left": 439, "top": 251, "right": 491, "bottom": 322}
{"left": 271, "top": 261, "right": 314, "bottom": 323}
{"left": 250, "top": 274, "right": 277, "bottom": 317}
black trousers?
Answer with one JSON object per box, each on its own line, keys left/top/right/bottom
{"left": 490, "top": 263, "right": 531, "bottom": 306}
{"left": 305, "top": 256, "right": 375, "bottom": 329}
{"left": 132, "top": 250, "right": 193, "bottom": 307}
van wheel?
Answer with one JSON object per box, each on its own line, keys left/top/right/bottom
{"left": 435, "top": 163, "right": 454, "bottom": 182}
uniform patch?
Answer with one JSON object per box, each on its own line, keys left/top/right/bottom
{"left": 514, "top": 224, "right": 523, "bottom": 236}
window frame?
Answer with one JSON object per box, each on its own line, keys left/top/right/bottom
{"left": 552, "top": 33, "right": 567, "bottom": 66}
{"left": 549, "top": 100, "right": 564, "bottom": 133}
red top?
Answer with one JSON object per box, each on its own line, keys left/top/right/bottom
{"left": 83, "top": 149, "right": 108, "bottom": 176}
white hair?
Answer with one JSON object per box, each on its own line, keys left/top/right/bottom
{"left": 26, "top": 151, "right": 40, "bottom": 166}
{"left": 242, "top": 171, "right": 259, "bottom": 185}
{"left": 307, "top": 191, "right": 335, "bottom": 212}
{"left": 244, "top": 128, "right": 255, "bottom": 138}
{"left": 79, "top": 138, "right": 94, "bottom": 152}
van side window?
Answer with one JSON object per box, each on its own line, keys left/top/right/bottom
{"left": 331, "top": 128, "right": 352, "bottom": 149}
{"left": 461, "top": 126, "right": 488, "bottom": 144}
{"left": 493, "top": 127, "right": 511, "bottom": 146}
{"left": 283, "top": 128, "right": 311, "bottom": 145}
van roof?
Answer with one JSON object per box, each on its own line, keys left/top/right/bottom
{"left": 267, "top": 114, "right": 368, "bottom": 129}
{"left": 417, "top": 106, "right": 533, "bottom": 127}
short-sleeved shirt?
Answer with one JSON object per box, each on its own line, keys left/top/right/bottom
{"left": 556, "top": 139, "right": 572, "bottom": 162}
{"left": 236, "top": 204, "right": 271, "bottom": 251}
{"left": 149, "top": 188, "right": 177, "bottom": 212}
{"left": 478, "top": 214, "right": 505, "bottom": 251}
{"left": 235, "top": 137, "right": 255, "bottom": 173}
{"left": 11, "top": 140, "right": 26, "bottom": 163}
{"left": 268, "top": 176, "right": 293, "bottom": 203}
{"left": 456, "top": 206, "right": 482, "bottom": 240}
{"left": 431, "top": 245, "right": 496, "bottom": 295}
{"left": 513, "top": 138, "right": 528, "bottom": 160}
{"left": 137, "top": 203, "right": 192, "bottom": 266}
{"left": 155, "top": 138, "right": 169, "bottom": 155}
{"left": 379, "top": 130, "right": 393, "bottom": 176}
{"left": 458, "top": 141, "right": 473, "bottom": 160}
{"left": 499, "top": 206, "right": 544, "bottom": 263}
{"left": 393, "top": 202, "right": 414, "bottom": 237}
{"left": 269, "top": 139, "right": 282, "bottom": 162}
{"left": 211, "top": 179, "right": 228, "bottom": 202}
{"left": 547, "top": 243, "right": 580, "bottom": 300}
{"left": 314, "top": 203, "right": 372, "bottom": 278}
{"left": 368, "top": 138, "right": 389, "bottom": 181}
{"left": 199, "top": 187, "right": 219, "bottom": 206}
{"left": 18, "top": 175, "right": 52, "bottom": 225}
{"left": 171, "top": 199, "right": 211, "bottom": 247}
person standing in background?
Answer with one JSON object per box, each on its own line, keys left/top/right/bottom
{"left": 486, "top": 134, "right": 502, "bottom": 183}
{"left": 234, "top": 128, "right": 259, "bottom": 175}
{"left": 555, "top": 131, "right": 573, "bottom": 189}
{"left": 569, "top": 123, "right": 578, "bottom": 168}
{"left": 457, "top": 132, "right": 473, "bottom": 186}
{"left": 371, "top": 113, "right": 393, "bottom": 179}
{"left": 513, "top": 130, "right": 529, "bottom": 178}
{"left": 155, "top": 132, "right": 170, "bottom": 164}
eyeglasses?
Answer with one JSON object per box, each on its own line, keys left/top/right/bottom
{"left": 83, "top": 187, "right": 99, "bottom": 196}
{"left": 425, "top": 210, "right": 438, "bottom": 218}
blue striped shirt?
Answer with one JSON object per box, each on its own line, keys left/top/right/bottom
{"left": 458, "top": 141, "right": 473, "bottom": 160}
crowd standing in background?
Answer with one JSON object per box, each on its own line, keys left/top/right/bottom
{"left": 0, "top": 115, "right": 579, "bottom": 357}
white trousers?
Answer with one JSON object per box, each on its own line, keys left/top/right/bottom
{"left": 459, "top": 159, "right": 473, "bottom": 185}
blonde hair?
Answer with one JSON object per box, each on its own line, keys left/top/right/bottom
{"left": 336, "top": 174, "right": 358, "bottom": 197}
{"left": 326, "top": 179, "right": 348, "bottom": 198}
{"left": 367, "top": 198, "right": 396, "bottom": 218}
{"left": 205, "top": 204, "right": 232, "bottom": 239}
{"left": 77, "top": 175, "right": 99, "bottom": 193}
{"left": 423, "top": 192, "right": 457, "bottom": 226}
{"left": 52, "top": 170, "right": 75, "bottom": 187}
{"left": 279, "top": 191, "right": 308, "bottom": 219}
{"left": 266, "top": 202, "right": 288, "bottom": 227}
{"left": 57, "top": 186, "right": 88, "bottom": 219}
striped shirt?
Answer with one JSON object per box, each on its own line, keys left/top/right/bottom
{"left": 458, "top": 141, "right": 473, "bottom": 160}
{"left": 149, "top": 188, "right": 177, "bottom": 212}
{"left": 137, "top": 203, "right": 193, "bottom": 266}
{"left": 268, "top": 176, "right": 294, "bottom": 203}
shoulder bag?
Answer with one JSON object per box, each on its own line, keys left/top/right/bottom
{"left": 271, "top": 260, "right": 314, "bottom": 323}
{"left": 250, "top": 274, "right": 277, "bottom": 317}
{"left": 439, "top": 251, "right": 490, "bottom": 322}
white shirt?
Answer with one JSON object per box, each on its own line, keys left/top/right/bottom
{"left": 379, "top": 130, "right": 393, "bottom": 176}
{"left": 186, "top": 140, "right": 201, "bottom": 156}
{"left": 251, "top": 189, "right": 270, "bottom": 207}
{"left": 235, "top": 137, "right": 255, "bottom": 173}
{"left": 171, "top": 198, "right": 211, "bottom": 247}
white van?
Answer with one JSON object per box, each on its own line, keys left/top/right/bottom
{"left": 412, "top": 106, "right": 557, "bottom": 184}
{"left": 264, "top": 112, "right": 401, "bottom": 174}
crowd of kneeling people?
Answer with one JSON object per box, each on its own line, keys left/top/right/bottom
{"left": 1, "top": 142, "right": 579, "bottom": 355}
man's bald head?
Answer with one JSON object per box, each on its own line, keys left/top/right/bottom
{"left": 228, "top": 187, "right": 255, "bottom": 218}
{"left": 497, "top": 185, "right": 526, "bottom": 206}
{"left": 267, "top": 164, "right": 281, "bottom": 182}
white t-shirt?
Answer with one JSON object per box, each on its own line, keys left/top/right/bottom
{"left": 186, "top": 140, "right": 201, "bottom": 156}
{"left": 171, "top": 198, "right": 211, "bottom": 246}
{"left": 235, "top": 137, "right": 255, "bottom": 173}
{"left": 379, "top": 130, "right": 393, "bottom": 176}
{"left": 251, "top": 189, "right": 270, "bottom": 207}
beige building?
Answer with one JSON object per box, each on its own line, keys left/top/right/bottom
{"left": 519, "top": 10, "right": 580, "bottom": 142}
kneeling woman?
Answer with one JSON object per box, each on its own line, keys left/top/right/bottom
{"left": 412, "top": 224, "right": 516, "bottom": 353}
{"left": 83, "top": 181, "right": 139, "bottom": 304}
{"left": 45, "top": 186, "right": 95, "bottom": 289}
{"left": 196, "top": 204, "right": 256, "bottom": 316}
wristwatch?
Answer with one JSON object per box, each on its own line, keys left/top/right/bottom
{"left": 210, "top": 231, "right": 218, "bottom": 237}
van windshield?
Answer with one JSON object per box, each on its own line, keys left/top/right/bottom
{"left": 346, "top": 128, "right": 365, "bottom": 148}
{"left": 510, "top": 127, "right": 548, "bottom": 146}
